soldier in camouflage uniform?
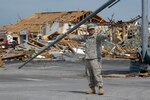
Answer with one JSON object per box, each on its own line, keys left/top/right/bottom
{"left": 70, "top": 24, "right": 107, "bottom": 95}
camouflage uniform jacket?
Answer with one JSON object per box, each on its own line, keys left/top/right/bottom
{"left": 71, "top": 33, "right": 107, "bottom": 59}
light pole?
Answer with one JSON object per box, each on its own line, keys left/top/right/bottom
{"left": 141, "top": 0, "right": 149, "bottom": 61}
{"left": 130, "top": 0, "right": 149, "bottom": 72}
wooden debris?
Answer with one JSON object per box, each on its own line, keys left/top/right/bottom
{"left": 0, "top": 56, "right": 4, "bottom": 67}
{"left": 28, "top": 38, "right": 47, "bottom": 48}
{"left": 126, "top": 72, "right": 150, "bottom": 78}
{"left": 0, "top": 46, "right": 4, "bottom": 67}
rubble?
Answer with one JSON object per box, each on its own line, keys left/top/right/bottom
{"left": 0, "top": 12, "right": 148, "bottom": 68}
{"left": 126, "top": 72, "right": 150, "bottom": 78}
{"left": 0, "top": 23, "right": 142, "bottom": 64}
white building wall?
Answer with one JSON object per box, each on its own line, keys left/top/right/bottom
{"left": 62, "top": 23, "right": 70, "bottom": 34}
{"left": 46, "top": 21, "right": 60, "bottom": 35}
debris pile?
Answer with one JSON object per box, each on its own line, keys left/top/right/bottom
{"left": 0, "top": 46, "right": 4, "bottom": 67}
{"left": 0, "top": 11, "right": 149, "bottom": 65}
{"left": 0, "top": 22, "right": 144, "bottom": 64}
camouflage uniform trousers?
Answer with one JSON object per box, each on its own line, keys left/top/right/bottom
{"left": 85, "top": 59, "right": 103, "bottom": 88}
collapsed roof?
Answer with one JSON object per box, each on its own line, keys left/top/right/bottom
{"left": 6, "top": 11, "right": 107, "bottom": 34}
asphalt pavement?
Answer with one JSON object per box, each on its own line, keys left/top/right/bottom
{"left": 0, "top": 60, "right": 150, "bottom": 100}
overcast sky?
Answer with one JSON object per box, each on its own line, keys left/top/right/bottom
{"left": 0, "top": 0, "right": 150, "bottom": 26}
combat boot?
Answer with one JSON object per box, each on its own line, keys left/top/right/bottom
{"left": 86, "top": 87, "right": 96, "bottom": 94}
{"left": 98, "top": 87, "right": 104, "bottom": 95}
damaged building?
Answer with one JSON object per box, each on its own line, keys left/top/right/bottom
{"left": 0, "top": 9, "right": 148, "bottom": 64}
{"left": 4, "top": 11, "right": 107, "bottom": 44}
{"left": 0, "top": 11, "right": 109, "bottom": 64}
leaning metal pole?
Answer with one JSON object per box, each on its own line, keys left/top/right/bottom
{"left": 142, "top": 0, "right": 149, "bottom": 61}
{"left": 18, "top": 0, "right": 117, "bottom": 69}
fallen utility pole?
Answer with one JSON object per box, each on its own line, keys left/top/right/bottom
{"left": 18, "top": 0, "right": 119, "bottom": 69}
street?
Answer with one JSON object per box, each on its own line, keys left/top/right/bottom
{"left": 0, "top": 60, "right": 150, "bottom": 100}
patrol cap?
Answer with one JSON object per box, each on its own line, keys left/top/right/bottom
{"left": 87, "top": 24, "right": 95, "bottom": 29}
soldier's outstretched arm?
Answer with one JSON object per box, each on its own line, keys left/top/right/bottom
{"left": 69, "top": 35, "right": 85, "bottom": 42}
{"left": 97, "top": 33, "right": 109, "bottom": 41}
